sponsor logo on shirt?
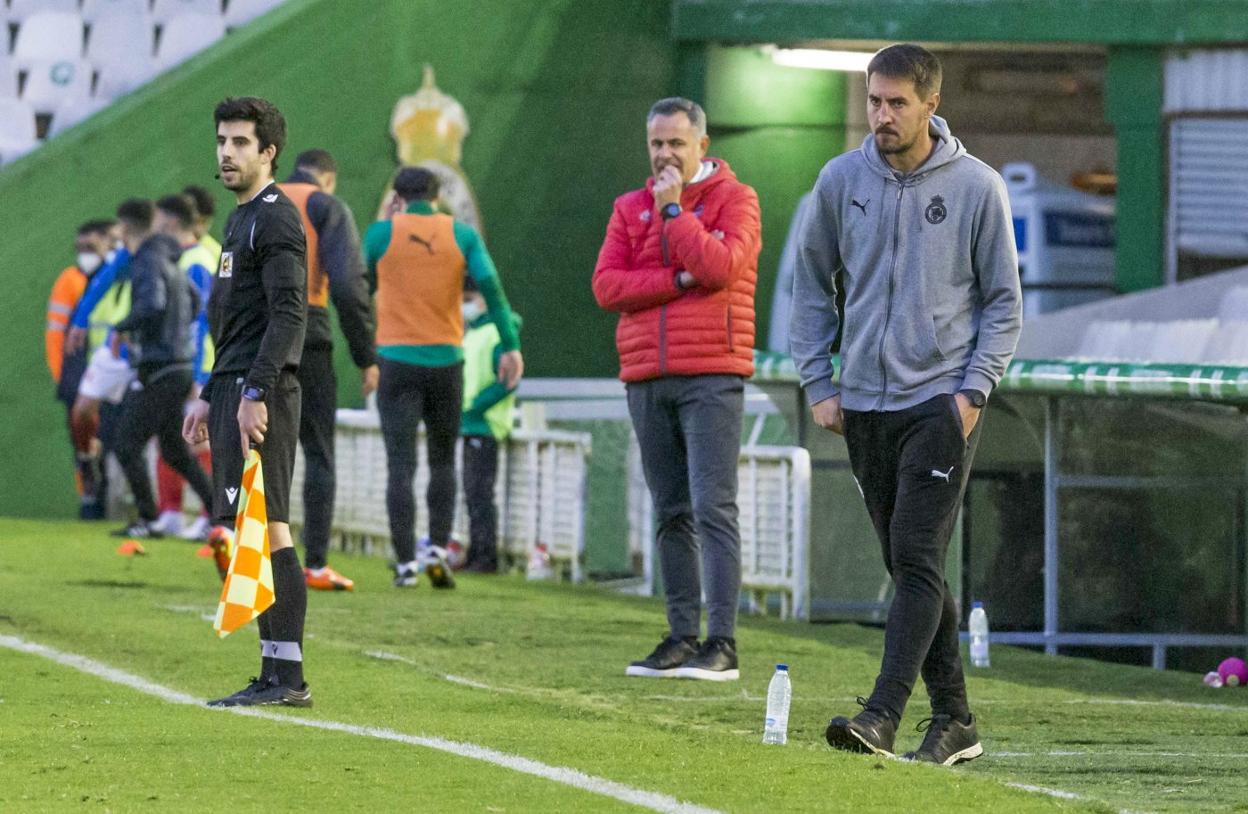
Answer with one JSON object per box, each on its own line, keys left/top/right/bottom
{"left": 219, "top": 252, "right": 233, "bottom": 278}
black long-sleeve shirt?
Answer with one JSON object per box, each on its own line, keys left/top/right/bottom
{"left": 201, "top": 182, "right": 307, "bottom": 400}
{"left": 284, "top": 169, "right": 376, "bottom": 368}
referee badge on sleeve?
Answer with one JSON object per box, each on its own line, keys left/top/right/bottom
{"left": 219, "top": 251, "right": 233, "bottom": 278}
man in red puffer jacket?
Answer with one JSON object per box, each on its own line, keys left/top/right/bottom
{"left": 594, "top": 97, "right": 761, "bottom": 682}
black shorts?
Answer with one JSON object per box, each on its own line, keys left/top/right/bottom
{"left": 208, "top": 370, "right": 301, "bottom": 525}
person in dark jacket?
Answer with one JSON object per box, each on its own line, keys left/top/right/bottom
{"left": 111, "top": 197, "right": 214, "bottom": 538}
{"left": 278, "top": 149, "right": 377, "bottom": 591}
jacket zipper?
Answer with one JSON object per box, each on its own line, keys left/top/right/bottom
{"left": 660, "top": 221, "right": 670, "bottom": 373}
{"left": 726, "top": 304, "right": 734, "bottom": 352}
{"left": 876, "top": 180, "right": 905, "bottom": 410}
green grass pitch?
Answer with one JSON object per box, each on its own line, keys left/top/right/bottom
{"left": 3, "top": 519, "right": 1248, "bottom": 812}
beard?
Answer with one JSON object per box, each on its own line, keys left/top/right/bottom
{"left": 220, "top": 164, "right": 257, "bottom": 192}
{"left": 874, "top": 130, "right": 917, "bottom": 156}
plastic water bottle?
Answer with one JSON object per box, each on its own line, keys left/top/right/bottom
{"left": 762, "top": 664, "right": 791, "bottom": 745}
{"left": 526, "top": 542, "right": 553, "bottom": 581}
{"left": 969, "top": 601, "right": 990, "bottom": 668}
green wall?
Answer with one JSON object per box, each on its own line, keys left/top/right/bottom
{"left": 700, "top": 45, "right": 847, "bottom": 343}
{"left": 0, "top": 0, "right": 676, "bottom": 518}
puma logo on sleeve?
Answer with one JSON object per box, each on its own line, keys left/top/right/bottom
{"left": 930, "top": 466, "right": 954, "bottom": 483}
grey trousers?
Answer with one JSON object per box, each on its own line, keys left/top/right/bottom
{"left": 626, "top": 374, "right": 744, "bottom": 640}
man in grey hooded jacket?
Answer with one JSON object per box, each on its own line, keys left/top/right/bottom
{"left": 790, "top": 44, "right": 1021, "bottom": 766}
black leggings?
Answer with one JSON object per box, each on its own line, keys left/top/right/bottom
{"left": 115, "top": 365, "right": 213, "bottom": 522}
{"left": 377, "top": 359, "right": 463, "bottom": 562}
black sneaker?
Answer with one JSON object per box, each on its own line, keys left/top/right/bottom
{"left": 424, "top": 547, "right": 456, "bottom": 589}
{"left": 625, "top": 636, "right": 699, "bottom": 678}
{"left": 825, "top": 697, "right": 897, "bottom": 757}
{"left": 902, "top": 714, "right": 983, "bottom": 766}
{"left": 393, "top": 561, "right": 419, "bottom": 588}
{"left": 675, "top": 636, "right": 740, "bottom": 681}
{"left": 206, "top": 675, "right": 312, "bottom": 708}
{"left": 111, "top": 520, "right": 163, "bottom": 539}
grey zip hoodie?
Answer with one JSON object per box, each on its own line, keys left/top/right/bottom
{"left": 789, "top": 116, "right": 1021, "bottom": 411}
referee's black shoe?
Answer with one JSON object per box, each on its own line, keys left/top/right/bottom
{"left": 902, "top": 714, "right": 983, "bottom": 766}
{"left": 207, "top": 675, "right": 312, "bottom": 708}
{"left": 825, "top": 697, "right": 896, "bottom": 757}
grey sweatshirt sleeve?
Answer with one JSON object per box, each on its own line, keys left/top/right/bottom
{"left": 962, "top": 174, "right": 1022, "bottom": 398}
{"left": 789, "top": 167, "right": 842, "bottom": 406}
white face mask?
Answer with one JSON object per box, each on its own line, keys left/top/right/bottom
{"left": 77, "top": 252, "right": 103, "bottom": 274}
{"left": 461, "top": 301, "right": 484, "bottom": 322}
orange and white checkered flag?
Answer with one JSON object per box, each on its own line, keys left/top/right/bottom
{"left": 213, "top": 449, "right": 275, "bottom": 638}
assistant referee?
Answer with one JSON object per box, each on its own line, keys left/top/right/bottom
{"left": 183, "top": 96, "right": 311, "bottom": 708}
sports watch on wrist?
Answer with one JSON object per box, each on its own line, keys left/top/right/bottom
{"left": 241, "top": 384, "right": 266, "bottom": 402}
{"left": 958, "top": 389, "right": 986, "bottom": 409}
{"left": 660, "top": 202, "right": 682, "bottom": 221}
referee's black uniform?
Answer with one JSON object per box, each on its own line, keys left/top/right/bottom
{"left": 202, "top": 182, "right": 307, "bottom": 524}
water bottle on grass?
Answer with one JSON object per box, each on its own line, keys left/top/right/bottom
{"left": 762, "top": 664, "right": 791, "bottom": 745}
{"left": 969, "top": 601, "right": 990, "bottom": 668}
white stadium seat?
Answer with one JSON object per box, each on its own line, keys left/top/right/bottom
{"left": 22, "top": 58, "right": 93, "bottom": 115}
{"left": 0, "top": 98, "right": 39, "bottom": 165}
{"left": 13, "top": 12, "right": 85, "bottom": 72}
{"left": 82, "top": 0, "right": 154, "bottom": 25}
{"left": 155, "top": 12, "right": 224, "bottom": 70}
{"left": 88, "top": 12, "right": 156, "bottom": 67}
{"left": 48, "top": 95, "right": 111, "bottom": 137}
{"left": 95, "top": 53, "right": 158, "bottom": 99}
{"left": 0, "top": 54, "right": 17, "bottom": 99}
{"left": 8, "top": 0, "right": 79, "bottom": 25}
{"left": 224, "top": 0, "right": 282, "bottom": 28}
{"left": 152, "top": 0, "right": 221, "bottom": 25}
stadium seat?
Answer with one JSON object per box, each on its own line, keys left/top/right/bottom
{"left": 95, "top": 53, "right": 158, "bottom": 100}
{"left": 155, "top": 12, "right": 225, "bottom": 70}
{"left": 224, "top": 0, "right": 283, "bottom": 28}
{"left": 22, "top": 58, "right": 93, "bottom": 116}
{"left": 7, "top": 0, "right": 79, "bottom": 25}
{"left": 88, "top": 13, "right": 156, "bottom": 69}
{"left": 0, "top": 98, "right": 39, "bottom": 165}
{"left": 152, "top": 0, "right": 222, "bottom": 26}
{"left": 13, "top": 12, "right": 86, "bottom": 72}
{"left": 0, "top": 54, "right": 16, "bottom": 100}
{"left": 82, "top": 0, "right": 154, "bottom": 25}
{"left": 48, "top": 95, "right": 110, "bottom": 137}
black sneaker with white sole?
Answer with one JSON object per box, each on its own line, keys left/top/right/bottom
{"left": 423, "top": 547, "right": 456, "bottom": 589}
{"left": 393, "top": 561, "right": 419, "bottom": 588}
{"left": 206, "top": 675, "right": 312, "bottom": 708}
{"left": 110, "top": 520, "right": 163, "bottom": 539}
{"left": 675, "top": 636, "right": 739, "bottom": 681}
{"left": 902, "top": 713, "right": 983, "bottom": 766}
{"left": 825, "top": 698, "right": 897, "bottom": 757}
{"left": 625, "top": 636, "right": 699, "bottom": 678}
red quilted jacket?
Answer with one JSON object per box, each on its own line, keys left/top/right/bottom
{"left": 592, "top": 159, "right": 761, "bottom": 382}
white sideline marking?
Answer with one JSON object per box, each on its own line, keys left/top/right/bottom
{"left": 998, "top": 750, "right": 1248, "bottom": 759}
{"left": 1063, "top": 698, "right": 1248, "bottom": 713}
{"left": 1007, "top": 783, "right": 1082, "bottom": 801}
{"left": 1, "top": 635, "right": 723, "bottom": 814}
{"left": 364, "top": 651, "right": 514, "bottom": 693}
{"left": 444, "top": 674, "right": 500, "bottom": 691}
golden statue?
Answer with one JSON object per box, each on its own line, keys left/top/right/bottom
{"left": 378, "top": 65, "right": 483, "bottom": 233}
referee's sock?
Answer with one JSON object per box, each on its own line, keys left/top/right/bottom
{"left": 265, "top": 547, "right": 307, "bottom": 688}
{"left": 257, "top": 613, "right": 275, "bottom": 681}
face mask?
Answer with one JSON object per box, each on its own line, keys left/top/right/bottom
{"left": 77, "top": 253, "right": 103, "bottom": 274}
{"left": 461, "top": 301, "right": 483, "bottom": 322}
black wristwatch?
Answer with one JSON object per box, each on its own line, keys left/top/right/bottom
{"left": 241, "top": 384, "right": 266, "bottom": 402}
{"left": 959, "top": 389, "right": 986, "bottom": 409}
{"left": 660, "top": 202, "right": 682, "bottom": 221}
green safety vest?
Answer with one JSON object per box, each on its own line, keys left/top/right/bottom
{"left": 87, "top": 279, "right": 131, "bottom": 352}
{"left": 462, "top": 321, "right": 515, "bottom": 441}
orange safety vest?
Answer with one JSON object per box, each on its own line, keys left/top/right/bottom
{"left": 277, "top": 182, "right": 328, "bottom": 308}
{"left": 45, "top": 265, "right": 87, "bottom": 383}
{"left": 376, "top": 213, "right": 466, "bottom": 347}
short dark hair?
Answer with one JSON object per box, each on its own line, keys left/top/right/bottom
{"left": 182, "top": 185, "right": 215, "bottom": 220}
{"left": 115, "top": 198, "right": 154, "bottom": 232}
{"left": 296, "top": 149, "right": 337, "bottom": 174}
{"left": 156, "top": 194, "right": 196, "bottom": 230}
{"left": 867, "top": 44, "right": 942, "bottom": 100}
{"left": 78, "top": 219, "right": 115, "bottom": 236}
{"left": 213, "top": 96, "right": 288, "bottom": 175}
{"left": 647, "top": 97, "right": 707, "bottom": 138}
{"left": 393, "top": 166, "right": 439, "bottom": 201}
